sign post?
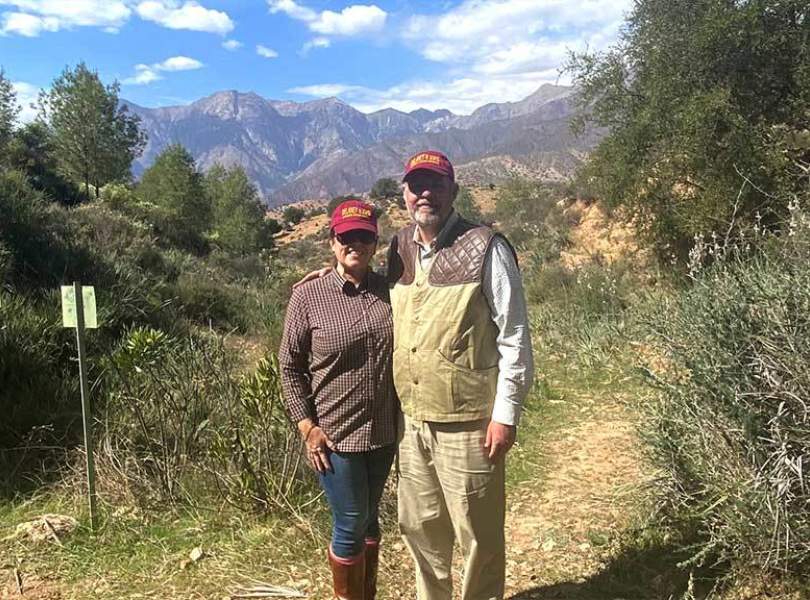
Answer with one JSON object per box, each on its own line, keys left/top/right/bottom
{"left": 62, "top": 283, "right": 98, "bottom": 530}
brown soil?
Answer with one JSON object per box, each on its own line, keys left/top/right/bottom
{"left": 559, "top": 201, "right": 649, "bottom": 269}
{"left": 1, "top": 570, "right": 64, "bottom": 599}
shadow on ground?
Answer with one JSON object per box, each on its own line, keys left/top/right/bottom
{"left": 509, "top": 542, "right": 721, "bottom": 600}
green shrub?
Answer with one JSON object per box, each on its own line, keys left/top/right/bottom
{"left": 642, "top": 207, "right": 810, "bottom": 572}
{"left": 102, "top": 329, "right": 318, "bottom": 513}
{"left": 0, "top": 293, "right": 78, "bottom": 492}
{"left": 455, "top": 186, "right": 483, "bottom": 223}
{"left": 282, "top": 205, "right": 305, "bottom": 225}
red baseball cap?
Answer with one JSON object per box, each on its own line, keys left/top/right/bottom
{"left": 402, "top": 150, "right": 455, "bottom": 182}
{"left": 330, "top": 199, "right": 378, "bottom": 235}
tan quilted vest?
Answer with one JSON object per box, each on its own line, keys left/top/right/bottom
{"left": 387, "top": 218, "right": 511, "bottom": 422}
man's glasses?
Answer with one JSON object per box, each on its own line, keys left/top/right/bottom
{"left": 335, "top": 230, "right": 377, "bottom": 245}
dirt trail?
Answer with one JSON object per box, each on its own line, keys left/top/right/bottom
{"left": 503, "top": 396, "right": 645, "bottom": 598}
{"left": 376, "top": 382, "right": 648, "bottom": 599}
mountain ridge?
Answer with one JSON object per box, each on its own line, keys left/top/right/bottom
{"left": 124, "top": 84, "right": 597, "bottom": 206}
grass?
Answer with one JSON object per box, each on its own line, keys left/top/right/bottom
{"left": 0, "top": 493, "right": 335, "bottom": 598}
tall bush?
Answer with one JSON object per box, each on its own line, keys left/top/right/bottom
{"left": 643, "top": 204, "right": 810, "bottom": 572}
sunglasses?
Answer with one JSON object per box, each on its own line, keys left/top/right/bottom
{"left": 335, "top": 230, "right": 377, "bottom": 245}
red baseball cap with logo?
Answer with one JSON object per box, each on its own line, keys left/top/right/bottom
{"left": 330, "top": 198, "right": 378, "bottom": 235}
{"left": 402, "top": 150, "right": 455, "bottom": 182}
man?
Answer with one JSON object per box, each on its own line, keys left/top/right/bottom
{"left": 388, "top": 150, "right": 534, "bottom": 600}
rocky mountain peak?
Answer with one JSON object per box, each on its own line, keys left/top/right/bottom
{"left": 190, "top": 90, "right": 278, "bottom": 120}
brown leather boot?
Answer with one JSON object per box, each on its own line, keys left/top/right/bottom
{"left": 328, "top": 545, "right": 365, "bottom": 600}
{"left": 364, "top": 538, "right": 379, "bottom": 600}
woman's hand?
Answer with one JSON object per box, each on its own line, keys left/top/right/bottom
{"left": 293, "top": 266, "right": 332, "bottom": 289}
{"left": 299, "top": 421, "right": 336, "bottom": 473}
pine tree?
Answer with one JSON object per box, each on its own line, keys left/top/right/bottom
{"left": 138, "top": 144, "right": 210, "bottom": 251}
{"left": 206, "top": 164, "right": 273, "bottom": 254}
{"left": 38, "top": 62, "right": 145, "bottom": 199}
{"left": 0, "top": 69, "right": 19, "bottom": 156}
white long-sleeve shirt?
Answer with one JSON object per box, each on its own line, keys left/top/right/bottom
{"left": 413, "top": 211, "right": 535, "bottom": 426}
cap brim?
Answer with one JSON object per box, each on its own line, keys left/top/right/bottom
{"left": 403, "top": 164, "right": 453, "bottom": 181}
{"left": 332, "top": 221, "right": 378, "bottom": 235}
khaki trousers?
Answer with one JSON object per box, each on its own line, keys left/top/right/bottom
{"left": 398, "top": 415, "right": 505, "bottom": 600}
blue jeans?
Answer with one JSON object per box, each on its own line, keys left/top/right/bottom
{"left": 319, "top": 443, "right": 396, "bottom": 558}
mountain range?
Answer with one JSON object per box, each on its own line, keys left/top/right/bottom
{"left": 124, "top": 84, "right": 599, "bottom": 207}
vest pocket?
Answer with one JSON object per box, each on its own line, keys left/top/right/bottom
{"left": 437, "top": 350, "right": 498, "bottom": 415}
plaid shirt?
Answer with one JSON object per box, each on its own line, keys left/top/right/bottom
{"left": 279, "top": 269, "right": 399, "bottom": 452}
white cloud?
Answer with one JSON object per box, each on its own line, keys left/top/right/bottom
{"left": 1, "top": 11, "right": 57, "bottom": 35}
{"left": 267, "top": 0, "right": 316, "bottom": 22}
{"left": 288, "top": 69, "right": 566, "bottom": 115}
{"left": 135, "top": 1, "right": 233, "bottom": 35}
{"left": 301, "top": 36, "right": 330, "bottom": 54}
{"left": 12, "top": 80, "right": 39, "bottom": 122}
{"left": 268, "top": 0, "right": 386, "bottom": 37}
{"left": 156, "top": 55, "right": 203, "bottom": 71}
{"left": 123, "top": 55, "right": 203, "bottom": 85}
{"left": 123, "top": 65, "right": 163, "bottom": 85}
{"left": 0, "top": 1, "right": 130, "bottom": 36}
{"left": 309, "top": 5, "right": 386, "bottom": 36}
{"left": 222, "top": 38, "right": 242, "bottom": 51}
{"left": 256, "top": 44, "right": 279, "bottom": 59}
{"left": 404, "top": 0, "right": 631, "bottom": 77}
{"left": 289, "top": 83, "right": 355, "bottom": 97}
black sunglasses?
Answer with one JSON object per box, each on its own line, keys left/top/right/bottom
{"left": 335, "top": 230, "right": 377, "bottom": 245}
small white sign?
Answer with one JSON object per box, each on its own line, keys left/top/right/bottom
{"left": 61, "top": 286, "right": 98, "bottom": 329}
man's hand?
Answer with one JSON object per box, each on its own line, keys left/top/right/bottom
{"left": 484, "top": 421, "right": 516, "bottom": 462}
{"left": 292, "top": 266, "right": 332, "bottom": 289}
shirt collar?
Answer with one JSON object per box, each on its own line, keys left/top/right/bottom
{"left": 330, "top": 267, "right": 370, "bottom": 295}
{"left": 413, "top": 210, "right": 460, "bottom": 252}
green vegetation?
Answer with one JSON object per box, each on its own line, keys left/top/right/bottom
{"left": 454, "top": 185, "right": 483, "bottom": 223}
{"left": 0, "top": 68, "right": 17, "bottom": 154}
{"left": 568, "top": 0, "right": 810, "bottom": 262}
{"left": 205, "top": 164, "right": 277, "bottom": 255}
{"left": 38, "top": 62, "right": 145, "bottom": 200}
{"left": 281, "top": 204, "right": 305, "bottom": 224}
{"left": 370, "top": 176, "right": 400, "bottom": 201}
{"left": 137, "top": 144, "right": 210, "bottom": 252}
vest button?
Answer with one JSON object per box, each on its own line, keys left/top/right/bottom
{"left": 413, "top": 379, "right": 419, "bottom": 385}
{"left": 411, "top": 347, "right": 417, "bottom": 353}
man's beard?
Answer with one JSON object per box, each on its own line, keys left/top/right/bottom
{"left": 409, "top": 207, "right": 442, "bottom": 228}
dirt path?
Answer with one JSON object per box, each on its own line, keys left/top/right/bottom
{"left": 503, "top": 396, "right": 646, "bottom": 599}
{"left": 375, "top": 380, "right": 651, "bottom": 600}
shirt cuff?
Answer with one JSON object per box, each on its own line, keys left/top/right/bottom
{"left": 491, "top": 396, "right": 522, "bottom": 427}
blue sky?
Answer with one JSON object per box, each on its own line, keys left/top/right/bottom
{"left": 1, "top": 0, "right": 632, "bottom": 119}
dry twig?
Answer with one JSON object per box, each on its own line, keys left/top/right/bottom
{"left": 230, "top": 580, "right": 305, "bottom": 598}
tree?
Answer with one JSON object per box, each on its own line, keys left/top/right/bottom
{"left": 205, "top": 164, "right": 274, "bottom": 254}
{"left": 5, "top": 122, "right": 83, "bottom": 204}
{"left": 454, "top": 186, "right": 483, "bottom": 223}
{"left": 568, "top": 0, "right": 810, "bottom": 262}
{"left": 138, "top": 144, "right": 210, "bottom": 251}
{"left": 38, "top": 62, "right": 145, "bottom": 199}
{"left": 370, "top": 177, "right": 400, "bottom": 201}
{"left": 282, "top": 205, "right": 305, "bottom": 225}
{"left": 0, "top": 68, "right": 19, "bottom": 156}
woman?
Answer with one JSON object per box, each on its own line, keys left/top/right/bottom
{"left": 279, "top": 198, "right": 398, "bottom": 600}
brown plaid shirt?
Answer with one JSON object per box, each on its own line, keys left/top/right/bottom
{"left": 279, "top": 270, "right": 399, "bottom": 452}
